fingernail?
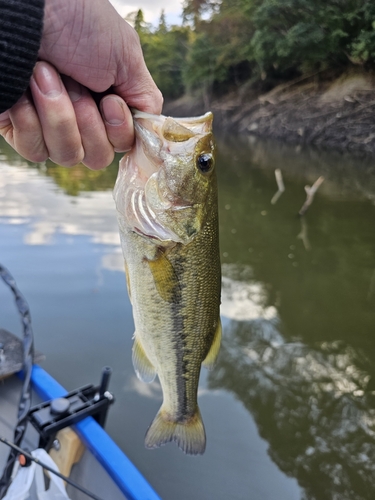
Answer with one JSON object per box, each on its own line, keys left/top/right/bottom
{"left": 102, "top": 97, "right": 125, "bottom": 125}
{"left": 33, "top": 62, "right": 62, "bottom": 97}
{"left": 64, "top": 78, "right": 82, "bottom": 102}
{"left": 114, "top": 147, "right": 132, "bottom": 153}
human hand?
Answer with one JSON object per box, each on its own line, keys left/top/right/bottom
{"left": 0, "top": 0, "right": 163, "bottom": 169}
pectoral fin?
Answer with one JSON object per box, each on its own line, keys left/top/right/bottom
{"left": 202, "top": 318, "right": 222, "bottom": 370}
{"left": 132, "top": 335, "right": 157, "bottom": 383}
{"left": 147, "top": 251, "right": 181, "bottom": 304}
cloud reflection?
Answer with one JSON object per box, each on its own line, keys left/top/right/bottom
{"left": 0, "top": 165, "right": 120, "bottom": 251}
{"left": 126, "top": 375, "right": 162, "bottom": 399}
{"left": 221, "top": 265, "right": 277, "bottom": 322}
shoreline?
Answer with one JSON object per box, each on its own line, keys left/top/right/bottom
{"left": 163, "top": 69, "right": 375, "bottom": 156}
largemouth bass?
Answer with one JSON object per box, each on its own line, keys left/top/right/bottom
{"left": 113, "top": 110, "right": 221, "bottom": 455}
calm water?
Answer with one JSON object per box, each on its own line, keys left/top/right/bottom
{"left": 1, "top": 134, "right": 375, "bottom": 500}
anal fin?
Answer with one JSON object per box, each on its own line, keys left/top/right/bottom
{"left": 202, "top": 318, "right": 222, "bottom": 370}
{"left": 132, "top": 335, "right": 156, "bottom": 383}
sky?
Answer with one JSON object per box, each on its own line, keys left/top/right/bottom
{"left": 109, "top": 0, "right": 183, "bottom": 26}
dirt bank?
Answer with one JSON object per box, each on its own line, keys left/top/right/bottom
{"left": 163, "top": 69, "right": 375, "bottom": 155}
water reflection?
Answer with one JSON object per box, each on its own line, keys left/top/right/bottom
{"left": 2, "top": 134, "right": 375, "bottom": 499}
{"left": 0, "top": 138, "right": 118, "bottom": 196}
{"left": 215, "top": 265, "right": 375, "bottom": 499}
{"left": 0, "top": 160, "right": 120, "bottom": 253}
{"left": 214, "top": 136, "right": 375, "bottom": 499}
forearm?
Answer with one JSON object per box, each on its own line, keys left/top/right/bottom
{"left": 0, "top": 0, "right": 44, "bottom": 113}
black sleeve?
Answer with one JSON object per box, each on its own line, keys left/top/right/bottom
{"left": 0, "top": 0, "right": 45, "bottom": 114}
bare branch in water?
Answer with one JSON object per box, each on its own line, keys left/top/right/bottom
{"left": 297, "top": 216, "right": 311, "bottom": 250}
{"left": 271, "top": 169, "right": 285, "bottom": 205}
{"left": 299, "top": 176, "right": 324, "bottom": 215}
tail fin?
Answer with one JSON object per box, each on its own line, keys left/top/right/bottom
{"left": 145, "top": 407, "right": 206, "bottom": 455}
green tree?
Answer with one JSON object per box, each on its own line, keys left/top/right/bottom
{"left": 182, "top": 0, "right": 217, "bottom": 28}
{"left": 349, "top": 2, "right": 375, "bottom": 63}
{"left": 133, "top": 0, "right": 375, "bottom": 100}
{"left": 250, "top": 0, "right": 375, "bottom": 75}
{"left": 158, "top": 9, "right": 168, "bottom": 35}
{"left": 126, "top": 9, "right": 151, "bottom": 38}
{"left": 183, "top": 0, "right": 254, "bottom": 93}
{"left": 137, "top": 18, "right": 191, "bottom": 99}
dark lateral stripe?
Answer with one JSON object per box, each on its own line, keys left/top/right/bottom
{"left": 171, "top": 255, "right": 189, "bottom": 420}
{"left": 0, "top": 0, "right": 44, "bottom": 113}
{"left": 173, "top": 303, "right": 188, "bottom": 420}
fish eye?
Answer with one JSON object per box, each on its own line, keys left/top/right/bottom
{"left": 197, "top": 153, "right": 213, "bottom": 174}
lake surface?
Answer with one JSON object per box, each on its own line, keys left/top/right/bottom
{"left": 1, "top": 134, "right": 375, "bottom": 500}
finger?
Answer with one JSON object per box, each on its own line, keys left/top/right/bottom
{"left": 63, "top": 77, "right": 114, "bottom": 169}
{"left": 100, "top": 95, "right": 134, "bottom": 152}
{"left": 9, "top": 92, "right": 49, "bottom": 162}
{"left": 0, "top": 95, "right": 49, "bottom": 163}
{"left": 30, "top": 61, "right": 85, "bottom": 167}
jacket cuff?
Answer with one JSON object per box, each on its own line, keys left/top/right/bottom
{"left": 0, "top": 0, "right": 45, "bottom": 113}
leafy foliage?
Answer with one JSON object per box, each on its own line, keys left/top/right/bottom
{"left": 131, "top": 10, "right": 190, "bottom": 98}
{"left": 249, "top": 0, "right": 375, "bottom": 73}
{"left": 130, "top": 2, "right": 375, "bottom": 99}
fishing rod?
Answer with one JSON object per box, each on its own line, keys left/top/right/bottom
{"left": 0, "top": 436, "right": 105, "bottom": 500}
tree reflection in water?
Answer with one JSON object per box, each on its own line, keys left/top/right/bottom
{"left": 211, "top": 265, "right": 375, "bottom": 500}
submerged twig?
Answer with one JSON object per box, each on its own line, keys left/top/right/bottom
{"left": 271, "top": 169, "right": 285, "bottom": 204}
{"left": 298, "top": 176, "right": 324, "bottom": 215}
{"left": 297, "top": 216, "right": 311, "bottom": 250}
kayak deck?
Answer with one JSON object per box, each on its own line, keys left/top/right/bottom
{"left": 0, "top": 375, "right": 126, "bottom": 500}
{"left": 0, "top": 368, "right": 160, "bottom": 500}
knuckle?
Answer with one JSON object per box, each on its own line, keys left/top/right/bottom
{"left": 83, "top": 149, "right": 114, "bottom": 170}
{"left": 51, "top": 148, "right": 84, "bottom": 167}
{"left": 51, "top": 113, "right": 75, "bottom": 133}
{"left": 27, "top": 151, "right": 49, "bottom": 163}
